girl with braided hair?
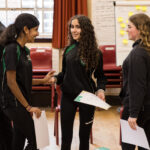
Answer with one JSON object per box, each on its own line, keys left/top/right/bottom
{"left": 0, "top": 13, "right": 54, "bottom": 150}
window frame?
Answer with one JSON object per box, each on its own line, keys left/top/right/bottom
{"left": 0, "top": 0, "right": 53, "bottom": 42}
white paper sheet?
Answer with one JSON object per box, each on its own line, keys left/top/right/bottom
{"left": 74, "top": 91, "right": 111, "bottom": 110}
{"left": 33, "top": 111, "right": 50, "bottom": 149}
{"left": 120, "top": 119, "right": 150, "bottom": 149}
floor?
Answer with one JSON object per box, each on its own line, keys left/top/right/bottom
{"left": 39, "top": 106, "right": 122, "bottom": 150}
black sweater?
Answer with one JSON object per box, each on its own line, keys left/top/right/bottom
{"left": 120, "top": 40, "right": 150, "bottom": 118}
{"left": 56, "top": 43, "right": 107, "bottom": 96}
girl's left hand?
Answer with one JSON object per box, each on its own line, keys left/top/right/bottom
{"left": 96, "top": 89, "right": 105, "bottom": 101}
{"left": 128, "top": 117, "right": 137, "bottom": 130}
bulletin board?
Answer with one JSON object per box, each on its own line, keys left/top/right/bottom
{"left": 115, "top": 1, "right": 150, "bottom": 66}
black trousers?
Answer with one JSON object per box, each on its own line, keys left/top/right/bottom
{"left": 0, "top": 109, "right": 12, "bottom": 150}
{"left": 3, "top": 104, "right": 37, "bottom": 150}
{"left": 121, "top": 106, "right": 150, "bottom": 150}
{"left": 60, "top": 93, "right": 95, "bottom": 150}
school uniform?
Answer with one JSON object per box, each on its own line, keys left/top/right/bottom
{"left": 120, "top": 40, "right": 150, "bottom": 150}
{"left": 0, "top": 45, "right": 13, "bottom": 150}
{"left": 2, "top": 42, "right": 37, "bottom": 150}
{"left": 56, "top": 42, "right": 107, "bottom": 150}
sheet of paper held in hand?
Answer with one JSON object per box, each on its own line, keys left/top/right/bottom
{"left": 120, "top": 119, "right": 150, "bottom": 150}
{"left": 74, "top": 91, "right": 111, "bottom": 110}
{"left": 33, "top": 111, "right": 50, "bottom": 149}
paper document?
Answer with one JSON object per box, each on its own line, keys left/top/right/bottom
{"left": 120, "top": 119, "right": 150, "bottom": 149}
{"left": 33, "top": 111, "right": 50, "bottom": 149}
{"left": 74, "top": 91, "right": 111, "bottom": 110}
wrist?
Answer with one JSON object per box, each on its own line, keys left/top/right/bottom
{"left": 96, "top": 89, "right": 105, "bottom": 94}
{"left": 26, "top": 105, "right": 32, "bottom": 112}
{"left": 54, "top": 77, "right": 57, "bottom": 83}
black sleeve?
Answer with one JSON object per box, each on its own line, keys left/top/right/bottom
{"left": 0, "top": 45, "right": 4, "bottom": 61}
{"left": 94, "top": 51, "right": 107, "bottom": 91}
{"left": 128, "top": 50, "right": 147, "bottom": 118}
{"left": 4, "top": 43, "right": 18, "bottom": 71}
{"left": 55, "top": 53, "right": 66, "bottom": 85}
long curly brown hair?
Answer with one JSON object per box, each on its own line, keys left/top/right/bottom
{"left": 67, "top": 15, "right": 99, "bottom": 70}
{"left": 129, "top": 13, "right": 150, "bottom": 53}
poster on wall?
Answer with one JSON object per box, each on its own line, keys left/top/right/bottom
{"left": 92, "top": 0, "right": 116, "bottom": 46}
{"left": 115, "top": 1, "right": 150, "bottom": 66}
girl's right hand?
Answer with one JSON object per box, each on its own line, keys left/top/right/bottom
{"left": 49, "top": 76, "right": 57, "bottom": 84}
{"left": 27, "top": 106, "right": 41, "bottom": 118}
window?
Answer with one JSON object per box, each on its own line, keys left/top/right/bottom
{"left": 0, "top": 0, "right": 54, "bottom": 39}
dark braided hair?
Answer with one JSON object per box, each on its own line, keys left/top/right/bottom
{"left": 0, "top": 13, "right": 39, "bottom": 46}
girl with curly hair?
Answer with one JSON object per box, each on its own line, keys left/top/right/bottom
{"left": 120, "top": 13, "right": 150, "bottom": 150}
{"left": 51, "top": 15, "right": 107, "bottom": 150}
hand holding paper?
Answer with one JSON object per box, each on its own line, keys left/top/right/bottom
{"left": 96, "top": 90, "right": 105, "bottom": 101}
{"left": 128, "top": 117, "right": 137, "bottom": 130}
{"left": 120, "top": 119, "right": 150, "bottom": 149}
{"left": 74, "top": 91, "right": 111, "bottom": 110}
